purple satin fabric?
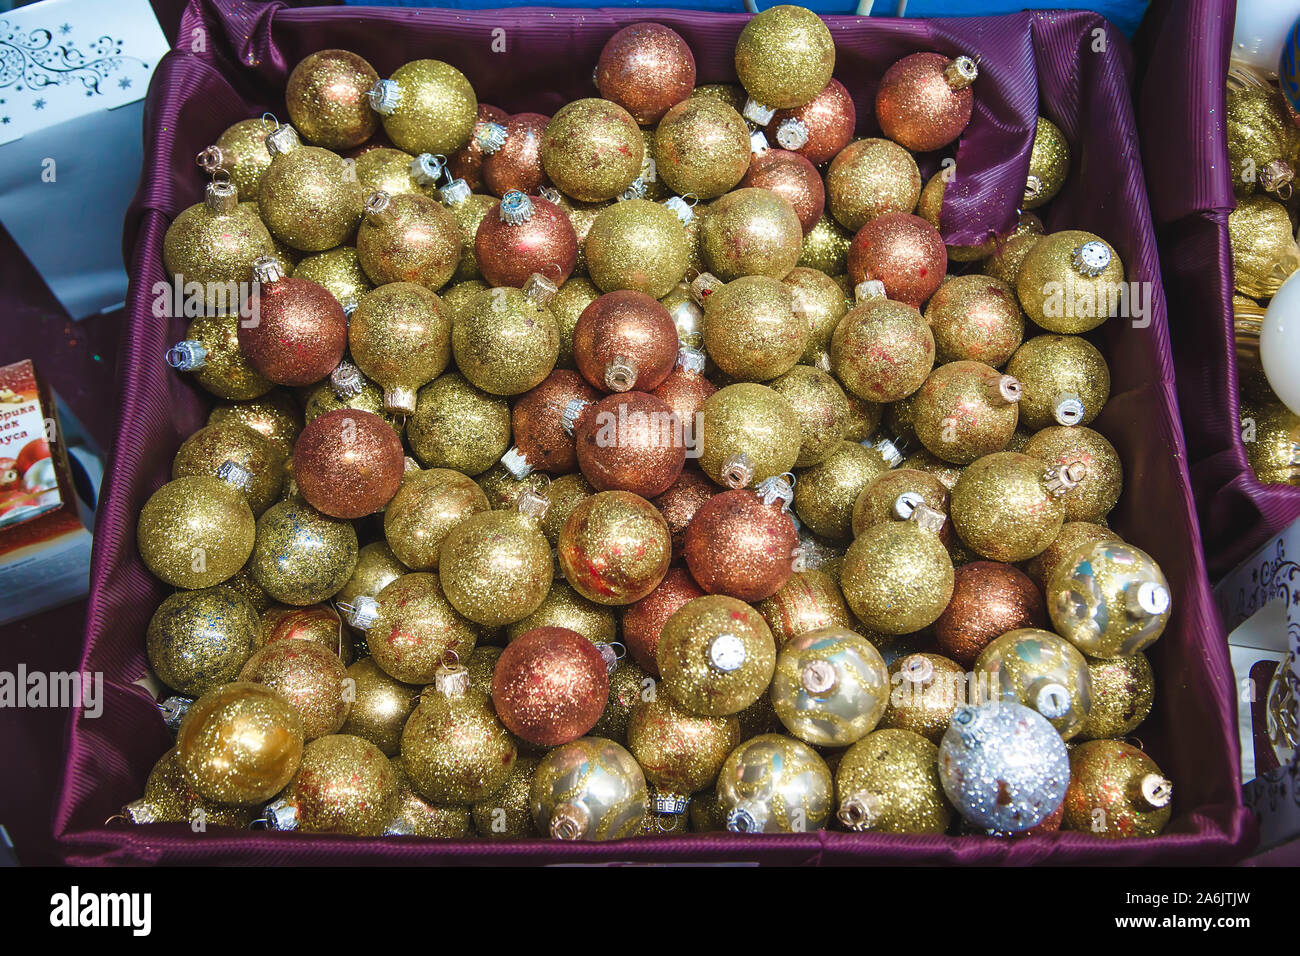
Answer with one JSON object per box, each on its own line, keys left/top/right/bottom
{"left": 58, "top": 0, "right": 1255, "bottom": 864}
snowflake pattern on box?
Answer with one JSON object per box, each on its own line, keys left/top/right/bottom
{"left": 0, "top": 19, "right": 146, "bottom": 100}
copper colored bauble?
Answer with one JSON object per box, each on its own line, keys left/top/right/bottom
{"left": 286, "top": 50, "right": 380, "bottom": 149}
{"left": 658, "top": 595, "right": 777, "bottom": 716}
{"left": 238, "top": 261, "right": 347, "bottom": 386}
{"left": 911, "top": 361, "right": 1021, "bottom": 466}
{"left": 698, "top": 383, "right": 801, "bottom": 488}
{"left": 879, "top": 653, "right": 966, "bottom": 743}
{"left": 575, "top": 391, "right": 687, "bottom": 498}
{"left": 653, "top": 362, "right": 717, "bottom": 434}
{"left": 835, "top": 729, "right": 953, "bottom": 834}
{"left": 262, "top": 604, "right": 351, "bottom": 663}
{"left": 924, "top": 275, "right": 1024, "bottom": 367}
{"left": 933, "top": 561, "right": 1046, "bottom": 668}
{"left": 651, "top": 468, "right": 718, "bottom": 558}
{"left": 169, "top": 315, "right": 273, "bottom": 402}
{"left": 794, "top": 440, "right": 893, "bottom": 541}
{"left": 734, "top": 4, "right": 835, "bottom": 110}
{"left": 596, "top": 23, "right": 696, "bottom": 125}
{"left": 584, "top": 200, "right": 691, "bottom": 299}
{"left": 292, "top": 409, "right": 404, "bottom": 518}
{"left": 851, "top": 467, "right": 952, "bottom": 540}
{"left": 739, "top": 150, "right": 824, "bottom": 235}
{"left": 1079, "top": 653, "right": 1154, "bottom": 741}
{"left": 702, "top": 275, "right": 808, "bottom": 381}
{"left": 350, "top": 282, "right": 452, "bottom": 414}
{"left": 974, "top": 628, "right": 1092, "bottom": 739}
{"left": 482, "top": 113, "right": 551, "bottom": 197}
{"left": 847, "top": 213, "right": 947, "bottom": 308}
{"left": 784, "top": 268, "right": 848, "bottom": 366}
{"left": 138, "top": 476, "right": 255, "bottom": 589}
{"left": 685, "top": 488, "right": 798, "bottom": 602}
{"left": 826, "top": 138, "right": 922, "bottom": 232}
{"left": 492, "top": 626, "right": 610, "bottom": 746}
{"left": 172, "top": 420, "right": 283, "bottom": 516}
{"left": 249, "top": 498, "right": 358, "bottom": 605}
{"left": 356, "top": 190, "right": 462, "bottom": 290}
{"left": 769, "top": 365, "right": 850, "bottom": 468}
{"left": 799, "top": 214, "right": 852, "bottom": 275}
{"left": 1024, "top": 116, "right": 1071, "bottom": 208}
{"left": 475, "top": 192, "right": 578, "bottom": 288}
{"left": 530, "top": 737, "right": 647, "bottom": 840}
{"left": 339, "top": 658, "right": 416, "bottom": 755}
{"left": 449, "top": 104, "right": 509, "bottom": 191}
{"left": 239, "top": 638, "right": 351, "bottom": 740}
{"left": 363, "top": 572, "right": 480, "bottom": 683}
{"left": 370, "top": 59, "right": 477, "bottom": 156}
{"left": 440, "top": 508, "right": 554, "bottom": 626}
{"left": 627, "top": 695, "right": 740, "bottom": 805}
{"left": 258, "top": 125, "right": 364, "bottom": 251}
{"left": 210, "top": 119, "right": 274, "bottom": 201}
{"left": 384, "top": 467, "right": 489, "bottom": 570}
{"left": 163, "top": 180, "right": 277, "bottom": 310}
{"left": 841, "top": 521, "right": 955, "bottom": 634}
{"left": 1004, "top": 334, "right": 1111, "bottom": 431}
{"left": 1062, "top": 740, "right": 1172, "bottom": 838}
{"left": 654, "top": 96, "right": 752, "bottom": 200}
{"left": 950, "top": 452, "right": 1066, "bottom": 563}
{"left": 830, "top": 298, "right": 935, "bottom": 403}
{"left": 1023, "top": 426, "right": 1122, "bottom": 523}
{"left": 700, "top": 188, "right": 803, "bottom": 281}
{"left": 505, "top": 578, "right": 617, "bottom": 645}
{"left": 453, "top": 284, "right": 560, "bottom": 396}
{"left": 622, "top": 568, "right": 706, "bottom": 675}
{"left": 558, "top": 490, "right": 672, "bottom": 605}
{"left": 1024, "top": 521, "right": 1121, "bottom": 591}
{"left": 507, "top": 370, "right": 600, "bottom": 476}
{"left": 574, "top": 290, "right": 680, "bottom": 393}
{"left": 1017, "top": 230, "right": 1126, "bottom": 333}
{"left": 542, "top": 98, "right": 644, "bottom": 203}
{"left": 408, "top": 372, "right": 511, "bottom": 475}
{"left": 146, "top": 587, "right": 260, "bottom": 698}
{"left": 876, "top": 52, "right": 977, "bottom": 153}
{"left": 982, "top": 212, "right": 1045, "bottom": 285}
{"left": 765, "top": 79, "right": 855, "bottom": 165}
{"left": 266, "top": 734, "right": 396, "bottom": 836}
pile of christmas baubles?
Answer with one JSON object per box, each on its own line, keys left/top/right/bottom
{"left": 132, "top": 6, "right": 1175, "bottom": 842}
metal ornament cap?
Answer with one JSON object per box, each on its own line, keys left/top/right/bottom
{"left": 550, "top": 801, "right": 590, "bottom": 840}
{"left": 800, "top": 659, "right": 838, "bottom": 697}
{"left": 499, "top": 190, "right": 534, "bottom": 225}
{"left": 650, "top": 791, "right": 689, "bottom": 815}
{"left": 251, "top": 254, "right": 284, "bottom": 285}
{"left": 854, "top": 279, "right": 887, "bottom": 303}
{"left": 743, "top": 98, "right": 776, "bottom": 126}
{"left": 1139, "top": 773, "right": 1173, "bottom": 810}
{"left": 749, "top": 129, "right": 772, "bottom": 156}
{"left": 720, "top": 452, "right": 755, "bottom": 489}
{"left": 1044, "top": 461, "right": 1089, "bottom": 495}
{"left": 1128, "top": 581, "right": 1171, "bottom": 617}
{"left": 368, "top": 78, "right": 400, "bottom": 114}
{"left": 837, "top": 791, "right": 881, "bottom": 831}
{"left": 215, "top": 459, "right": 253, "bottom": 492}
{"left": 1032, "top": 680, "right": 1072, "bottom": 720}
{"left": 410, "top": 152, "right": 446, "bottom": 186}
{"left": 204, "top": 178, "right": 239, "bottom": 213}
{"left": 342, "top": 594, "right": 380, "bottom": 629}
{"left": 726, "top": 805, "right": 759, "bottom": 833}
{"left": 872, "top": 437, "right": 906, "bottom": 469}
{"left": 944, "top": 55, "right": 979, "bottom": 91}
{"left": 755, "top": 473, "right": 795, "bottom": 511}
{"left": 264, "top": 798, "right": 300, "bottom": 831}
{"left": 165, "top": 340, "right": 207, "bottom": 371}
{"left": 1054, "top": 395, "right": 1086, "bottom": 426}
{"left": 708, "top": 633, "right": 748, "bottom": 672}
{"left": 662, "top": 195, "right": 696, "bottom": 225}
{"left": 501, "top": 445, "right": 535, "bottom": 479}
{"left": 475, "top": 120, "right": 508, "bottom": 154}
{"left": 561, "top": 397, "right": 591, "bottom": 436}
{"left": 159, "top": 695, "right": 192, "bottom": 733}
{"left": 619, "top": 178, "right": 648, "bottom": 201}
{"left": 330, "top": 361, "right": 364, "bottom": 398}
{"left": 522, "top": 272, "right": 558, "bottom": 306}
{"left": 1072, "top": 240, "right": 1113, "bottom": 277}
{"left": 775, "top": 118, "right": 810, "bottom": 151}
{"left": 439, "top": 177, "right": 472, "bottom": 205}
{"left": 264, "top": 123, "right": 301, "bottom": 157}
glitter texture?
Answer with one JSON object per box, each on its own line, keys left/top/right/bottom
{"left": 213, "top": 118, "right": 274, "bottom": 201}
{"left": 651, "top": 468, "right": 717, "bottom": 559}
{"left": 273, "top": 734, "right": 397, "bottom": 835}
{"left": 654, "top": 96, "right": 751, "bottom": 200}
{"left": 400, "top": 682, "right": 517, "bottom": 804}
{"left": 765, "top": 79, "right": 855, "bottom": 165}
{"left": 448, "top": 194, "right": 498, "bottom": 283}
{"left": 407, "top": 372, "right": 511, "bottom": 476}
{"left": 699, "top": 383, "right": 801, "bottom": 486}
{"left": 704, "top": 276, "right": 806, "bottom": 381}
{"left": 240, "top": 274, "right": 348, "bottom": 386}
{"left": 847, "top": 212, "right": 947, "bottom": 308}
{"left": 355, "top": 148, "right": 429, "bottom": 199}
{"left": 336, "top": 542, "right": 407, "bottom": 618}
{"left": 261, "top": 604, "right": 350, "bottom": 662}
{"left": 1017, "top": 230, "right": 1125, "bottom": 333}
{"left": 453, "top": 286, "right": 560, "bottom": 396}
{"left": 924, "top": 275, "right": 1024, "bottom": 366}
{"left": 475, "top": 193, "right": 577, "bottom": 288}
{"left": 657, "top": 594, "right": 776, "bottom": 716}
{"left": 552, "top": 278, "right": 602, "bottom": 368}
{"left": 734, "top": 5, "right": 835, "bottom": 109}
{"left": 472, "top": 755, "right": 539, "bottom": 838}
{"left": 248, "top": 498, "right": 358, "bottom": 605}
{"left": 835, "top": 729, "right": 952, "bottom": 834}
{"left": 826, "top": 138, "right": 921, "bottom": 232}
{"left": 209, "top": 393, "right": 302, "bottom": 461}
{"left": 1024, "top": 116, "right": 1070, "bottom": 208}
{"left": 685, "top": 489, "right": 799, "bottom": 601}
{"left": 239, "top": 638, "right": 351, "bottom": 740}
{"left": 293, "top": 409, "right": 404, "bottom": 518}
{"left": 912, "top": 361, "right": 1020, "bottom": 465}
{"left": 358, "top": 192, "right": 462, "bottom": 289}
{"left": 138, "top": 476, "right": 256, "bottom": 589}
{"left": 162, "top": 196, "right": 276, "bottom": 308}
{"left": 950, "top": 452, "right": 1064, "bottom": 562}
{"left": 558, "top": 490, "right": 671, "bottom": 605}
{"left": 771, "top": 626, "right": 889, "bottom": 746}
{"left": 1079, "top": 652, "right": 1155, "bottom": 740}
{"left": 146, "top": 586, "right": 260, "bottom": 698}
{"left": 596, "top": 23, "right": 696, "bottom": 125}
{"left": 505, "top": 578, "right": 617, "bottom": 644}
{"left": 981, "top": 213, "right": 1044, "bottom": 285}
{"left": 366, "top": 572, "right": 480, "bottom": 683}
{"left": 340, "top": 658, "right": 418, "bottom": 755}
{"left": 384, "top": 468, "right": 489, "bottom": 570}
{"left": 741, "top": 149, "right": 825, "bottom": 235}
{"left": 1005, "top": 334, "right": 1110, "bottom": 431}
{"left": 493, "top": 626, "right": 609, "bottom": 745}
{"left": 622, "top": 568, "right": 705, "bottom": 675}
{"left": 627, "top": 694, "right": 739, "bottom": 799}
{"left": 841, "top": 521, "right": 954, "bottom": 634}
{"left": 293, "top": 246, "right": 373, "bottom": 313}
{"left": 259, "top": 135, "right": 365, "bottom": 251}
{"left": 1047, "top": 540, "right": 1172, "bottom": 658}
{"left": 286, "top": 50, "right": 380, "bottom": 149}
{"left": 176, "top": 315, "right": 273, "bottom": 401}
{"left": 794, "top": 440, "right": 893, "bottom": 541}
{"left": 880, "top": 653, "right": 966, "bottom": 743}
{"left": 129, "top": 747, "right": 256, "bottom": 828}
{"left": 701, "top": 187, "right": 803, "bottom": 281}
{"left": 584, "top": 201, "right": 690, "bottom": 299}
{"left": 576, "top": 392, "right": 686, "bottom": 498}
{"left": 715, "top": 734, "right": 833, "bottom": 833}
{"left": 852, "top": 468, "right": 951, "bottom": 540}
{"left": 530, "top": 737, "right": 647, "bottom": 840}
{"left": 1226, "top": 83, "right": 1299, "bottom": 199}
{"left": 756, "top": 569, "right": 854, "bottom": 650}
{"left": 831, "top": 299, "right": 934, "bottom": 404}
{"left": 385, "top": 759, "right": 474, "bottom": 838}
{"left": 1062, "top": 740, "right": 1172, "bottom": 838}
{"left": 440, "top": 510, "right": 554, "bottom": 625}
{"left": 770, "top": 366, "right": 849, "bottom": 468}
{"left": 917, "top": 170, "right": 993, "bottom": 262}
{"left": 573, "top": 289, "right": 679, "bottom": 392}
{"left": 542, "top": 98, "right": 644, "bottom": 202}
{"left": 1023, "top": 425, "right": 1122, "bottom": 522}
{"left": 377, "top": 59, "right": 477, "bottom": 155}
{"left": 483, "top": 112, "right": 552, "bottom": 196}
{"left": 304, "top": 375, "right": 401, "bottom": 436}
{"left": 652, "top": 368, "right": 716, "bottom": 438}
{"left": 1240, "top": 398, "right": 1300, "bottom": 484}
{"left": 450, "top": 103, "right": 509, "bottom": 191}
{"left": 172, "top": 420, "right": 282, "bottom": 515}
{"left": 350, "top": 282, "right": 452, "bottom": 413}
{"left": 933, "top": 561, "right": 1047, "bottom": 667}
{"left": 1024, "top": 521, "right": 1121, "bottom": 590}
{"left": 876, "top": 52, "right": 975, "bottom": 153}
{"left": 538, "top": 473, "right": 597, "bottom": 546}
{"left": 798, "top": 214, "right": 851, "bottom": 275}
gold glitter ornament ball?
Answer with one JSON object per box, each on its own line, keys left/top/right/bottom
{"left": 835, "top": 729, "right": 953, "bottom": 834}
{"left": 924, "top": 274, "right": 1024, "bottom": 367}
{"left": 592, "top": 659, "right": 654, "bottom": 744}
{"left": 303, "top": 372, "right": 401, "bottom": 437}
{"left": 1022, "top": 426, "right": 1122, "bottom": 522}
{"left": 365, "top": 573, "right": 480, "bottom": 684}
{"left": 553, "top": 278, "right": 602, "bottom": 368}
{"left": 770, "top": 626, "right": 890, "bottom": 747}
{"left": 173, "top": 315, "right": 273, "bottom": 402}
{"left": 531, "top": 737, "right": 648, "bottom": 840}
{"left": 716, "top": 733, "right": 833, "bottom": 833}
{"left": 176, "top": 682, "right": 304, "bottom": 805}
{"left": 657, "top": 595, "right": 777, "bottom": 716}
{"left": 258, "top": 125, "right": 364, "bottom": 251}
{"left": 355, "top": 148, "right": 428, "bottom": 199}
{"left": 973, "top": 628, "right": 1092, "bottom": 740}
{"left": 239, "top": 638, "right": 351, "bottom": 740}
{"left": 248, "top": 498, "right": 357, "bottom": 605}
{"left": 1240, "top": 398, "right": 1300, "bottom": 484}
{"left": 138, "top": 476, "right": 256, "bottom": 589}
{"left": 826, "top": 138, "right": 922, "bottom": 232}
{"left": 830, "top": 298, "right": 935, "bottom": 403}
{"left": 584, "top": 200, "right": 689, "bottom": 299}
{"left": 453, "top": 286, "right": 559, "bottom": 396}
{"left": 1016, "top": 230, "right": 1125, "bottom": 333}
{"left": 1048, "top": 540, "right": 1172, "bottom": 659}
{"left": 506, "top": 579, "right": 617, "bottom": 645}
{"left": 439, "top": 510, "right": 553, "bottom": 626}
{"left": 407, "top": 372, "right": 511, "bottom": 476}
{"left": 950, "top": 452, "right": 1065, "bottom": 562}
{"left": 172, "top": 420, "right": 283, "bottom": 515}
{"left": 794, "top": 440, "right": 892, "bottom": 540}
{"left": 293, "top": 247, "right": 373, "bottom": 315}
{"left": 400, "top": 667, "right": 517, "bottom": 804}
{"left": 880, "top": 653, "right": 966, "bottom": 743}
{"left": 542, "top": 99, "right": 644, "bottom": 203}
{"left": 1062, "top": 739, "right": 1172, "bottom": 838}
{"left": 371, "top": 59, "right": 477, "bottom": 156}
{"left": 841, "top": 521, "right": 955, "bottom": 634}
{"left": 286, "top": 50, "right": 380, "bottom": 150}
{"left": 448, "top": 193, "right": 498, "bottom": 283}
{"left": 538, "top": 472, "right": 597, "bottom": 547}
{"left": 911, "top": 361, "right": 1022, "bottom": 465}
{"left": 626, "top": 695, "right": 741, "bottom": 803}
{"left": 1226, "top": 82, "right": 1300, "bottom": 198}
{"left": 1229, "top": 195, "right": 1300, "bottom": 299}
{"left": 982, "top": 211, "right": 1045, "bottom": 284}
{"left": 384, "top": 758, "right": 474, "bottom": 837}
{"left": 209, "top": 392, "right": 303, "bottom": 461}
{"left": 125, "top": 747, "right": 257, "bottom": 828}
{"left": 1005, "top": 334, "right": 1110, "bottom": 431}
{"left": 698, "top": 383, "right": 801, "bottom": 487}
{"left": 757, "top": 569, "right": 855, "bottom": 649}
{"left": 799, "top": 213, "right": 851, "bottom": 275}
{"left": 654, "top": 96, "right": 752, "bottom": 200}
{"left": 703, "top": 276, "right": 808, "bottom": 381}
{"left": 163, "top": 182, "right": 277, "bottom": 310}
{"left": 1023, "top": 117, "right": 1070, "bottom": 209}
{"left": 700, "top": 188, "right": 803, "bottom": 281}
{"left": 340, "top": 657, "right": 418, "bottom": 756}
{"left": 146, "top": 586, "right": 260, "bottom": 698}
{"left": 350, "top": 281, "right": 453, "bottom": 415}
{"left": 384, "top": 467, "right": 489, "bottom": 570}
{"left": 336, "top": 541, "right": 407, "bottom": 624}
{"left": 269, "top": 734, "right": 397, "bottom": 835}
{"left": 851, "top": 467, "right": 951, "bottom": 538}
{"left": 769, "top": 365, "right": 850, "bottom": 467}
{"left": 473, "top": 755, "right": 539, "bottom": 839}
{"left": 785, "top": 267, "right": 849, "bottom": 366}
{"left": 1079, "top": 652, "right": 1154, "bottom": 740}
{"left": 558, "top": 491, "right": 671, "bottom": 605}
{"left": 211, "top": 118, "right": 274, "bottom": 201}
{"left": 357, "top": 191, "right": 462, "bottom": 290}
{"left": 734, "top": 5, "right": 835, "bottom": 110}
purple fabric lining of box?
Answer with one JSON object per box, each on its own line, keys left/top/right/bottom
{"left": 55, "top": 0, "right": 1254, "bottom": 864}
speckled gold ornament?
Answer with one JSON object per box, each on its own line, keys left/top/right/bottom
{"left": 592, "top": 660, "right": 654, "bottom": 744}
{"left": 371, "top": 59, "right": 477, "bottom": 156}
{"left": 447, "top": 192, "right": 498, "bottom": 283}
{"left": 444, "top": 279, "right": 493, "bottom": 322}
{"left": 171, "top": 315, "right": 274, "bottom": 402}
{"left": 538, "top": 472, "right": 596, "bottom": 546}
{"left": 584, "top": 200, "right": 689, "bottom": 299}
{"left": 1241, "top": 397, "right": 1300, "bottom": 484}
{"left": 981, "top": 212, "right": 1045, "bottom": 285}
{"left": 657, "top": 595, "right": 776, "bottom": 716}
{"left": 702, "top": 275, "right": 807, "bottom": 381}
{"left": 248, "top": 498, "right": 357, "bottom": 605}
{"left": 769, "top": 365, "right": 850, "bottom": 467}
{"left": 163, "top": 181, "right": 278, "bottom": 309}
{"left": 439, "top": 509, "right": 553, "bottom": 625}
{"left": 879, "top": 652, "right": 966, "bottom": 743}
{"left": 350, "top": 281, "right": 453, "bottom": 414}
{"left": 794, "top": 440, "right": 893, "bottom": 541}
{"left": 239, "top": 638, "right": 351, "bottom": 740}
{"left": 1024, "top": 521, "right": 1120, "bottom": 590}
{"left": 266, "top": 733, "right": 396, "bottom": 835}
{"left": 339, "top": 657, "right": 418, "bottom": 755}
{"left": 384, "top": 759, "right": 474, "bottom": 837}
{"left": 530, "top": 737, "right": 647, "bottom": 840}
{"left": 336, "top": 541, "right": 407, "bottom": 624}
{"left": 453, "top": 286, "right": 559, "bottom": 396}
{"left": 924, "top": 274, "right": 1024, "bottom": 366}
{"left": 541, "top": 99, "right": 644, "bottom": 202}
{"left": 357, "top": 190, "right": 462, "bottom": 289}
{"left": 843, "top": 393, "right": 884, "bottom": 444}
{"left": 1005, "top": 334, "right": 1110, "bottom": 430}
{"left": 172, "top": 420, "right": 283, "bottom": 515}
{"left": 912, "top": 361, "right": 1021, "bottom": 465}
{"left": 1023, "top": 117, "right": 1070, "bottom": 208}
{"left": 406, "top": 372, "right": 511, "bottom": 476}
{"left": 384, "top": 468, "right": 489, "bottom": 570}
{"left": 286, "top": 50, "right": 380, "bottom": 149}
{"left": 770, "top": 626, "right": 889, "bottom": 746}
{"left": 209, "top": 119, "right": 274, "bottom": 201}
{"left": 505, "top": 579, "right": 617, "bottom": 645}
{"left": 734, "top": 5, "right": 835, "bottom": 110}
{"left": 698, "top": 383, "right": 801, "bottom": 487}
{"left": 176, "top": 681, "right": 304, "bottom": 805}
{"left": 1048, "top": 540, "right": 1171, "bottom": 659}
{"left": 1016, "top": 230, "right": 1126, "bottom": 333}
{"left": 221, "top": 564, "right": 272, "bottom": 615}
{"left": 146, "top": 586, "right": 260, "bottom": 698}
{"left": 361, "top": 572, "right": 480, "bottom": 683}
{"left": 258, "top": 125, "right": 364, "bottom": 251}
{"left": 950, "top": 452, "right": 1065, "bottom": 562}
{"left": 716, "top": 733, "right": 832, "bottom": 832}
{"left": 851, "top": 467, "right": 951, "bottom": 538}
{"left": 209, "top": 393, "right": 302, "bottom": 462}
{"left": 472, "top": 755, "right": 539, "bottom": 838}
{"left": 835, "top": 728, "right": 952, "bottom": 833}
{"left": 627, "top": 695, "right": 740, "bottom": 803}
{"left": 654, "top": 96, "right": 751, "bottom": 200}
{"left": 292, "top": 247, "right": 373, "bottom": 315}
{"left": 125, "top": 747, "right": 257, "bottom": 828}
{"left": 973, "top": 628, "right": 1092, "bottom": 739}
{"left": 830, "top": 298, "right": 935, "bottom": 403}
{"left": 552, "top": 278, "right": 602, "bottom": 368}
{"left": 692, "top": 83, "right": 748, "bottom": 112}
{"left": 557, "top": 490, "right": 671, "bottom": 605}
{"left": 1062, "top": 739, "right": 1172, "bottom": 838}
{"left": 1023, "top": 426, "right": 1121, "bottom": 522}
{"left": 756, "top": 569, "right": 854, "bottom": 649}
{"left": 826, "top": 138, "right": 921, "bottom": 232}
{"left": 1079, "top": 653, "right": 1154, "bottom": 740}
{"left": 355, "top": 148, "right": 427, "bottom": 198}
{"left": 700, "top": 188, "right": 802, "bottom": 281}
{"left": 138, "top": 476, "right": 256, "bottom": 589}
{"left": 476, "top": 462, "right": 533, "bottom": 511}
{"left": 841, "top": 522, "right": 954, "bottom": 634}
{"left": 798, "top": 214, "right": 851, "bottom": 274}
{"left": 303, "top": 369, "right": 401, "bottom": 437}
{"left": 783, "top": 267, "right": 847, "bottom": 366}
{"left": 1226, "top": 82, "right": 1299, "bottom": 199}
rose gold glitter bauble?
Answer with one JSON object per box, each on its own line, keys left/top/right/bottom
{"left": 826, "top": 138, "right": 922, "bottom": 232}
{"left": 449, "top": 103, "right": 509, "bottom": 191}
{"left": 357, "top": 191, "right": 462, "bottom": 290}
{"left": 511, "top": 370, "right": 602, "bottom": 475}
{"left": 558, "top": 490, "right": 672, "bottom": 605}
{"left": 653, "top": 366, "right": 716, "bottom": 433}
{"left": 933, "top": 561, "right": 1048, "bottom": 667}
{"left": 475, "top": 193, "right": 578, "bottom": 288}
{"left": 651, "top": 467, "right": 718, "bottom": 558}
{"left": 847, "top": 213, "right": 947, "bottom": 308}
{"left": 596, "top": 23, "right": 696, "bottom": 125}
{"left": 830, "top": 298, "right": 935, "bottom": 403}
{"left": 924, "top": 274, "right": 1024, "bottom": 366}
{"left": 685, "top": 489, "right": 798, "bottom": 602}
{"left": 575, "top": 391, "right": 686, "bottom": 498}
{"left": 622, "top": 567, "right": 706, "bottom": 675}
{"left": 543, "top": 98, "right": 645, "bottom": 203}
{"left": 654, "top": 96, "right": 752, "bottom": 200}
{"left": 492, "top": 626, "right": 610, "bottom": 746}
{"left": 292, "top": 409, "right": 404, "bottom": 518}
{"left": 702, "top": 275, "right": 807, "bottom": 381}
{"left": 765, "top": 79, "right": 855, "bottom": 165}
{"left": 286, "top": 50, "right": 380, "bottom": 149}
{"left": 483, "top": 113, "right": 552, "bottom": 197}
{"left": 700, "top": 187, "right": 804, "bottom": 280}
{"left": 239, "top": 639, "right": 351, "bottom": 740}
{"left": 573, "top": 290, "right": 680, "bottom": 393}
{"left": 238, "top": 274, "right": 347, "bottom": 386}
{"left": 876, "top": 52, "right": 977, "bottom": 153}
{"left": 739, "top": 149, "right": 825, "bottom": 235}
